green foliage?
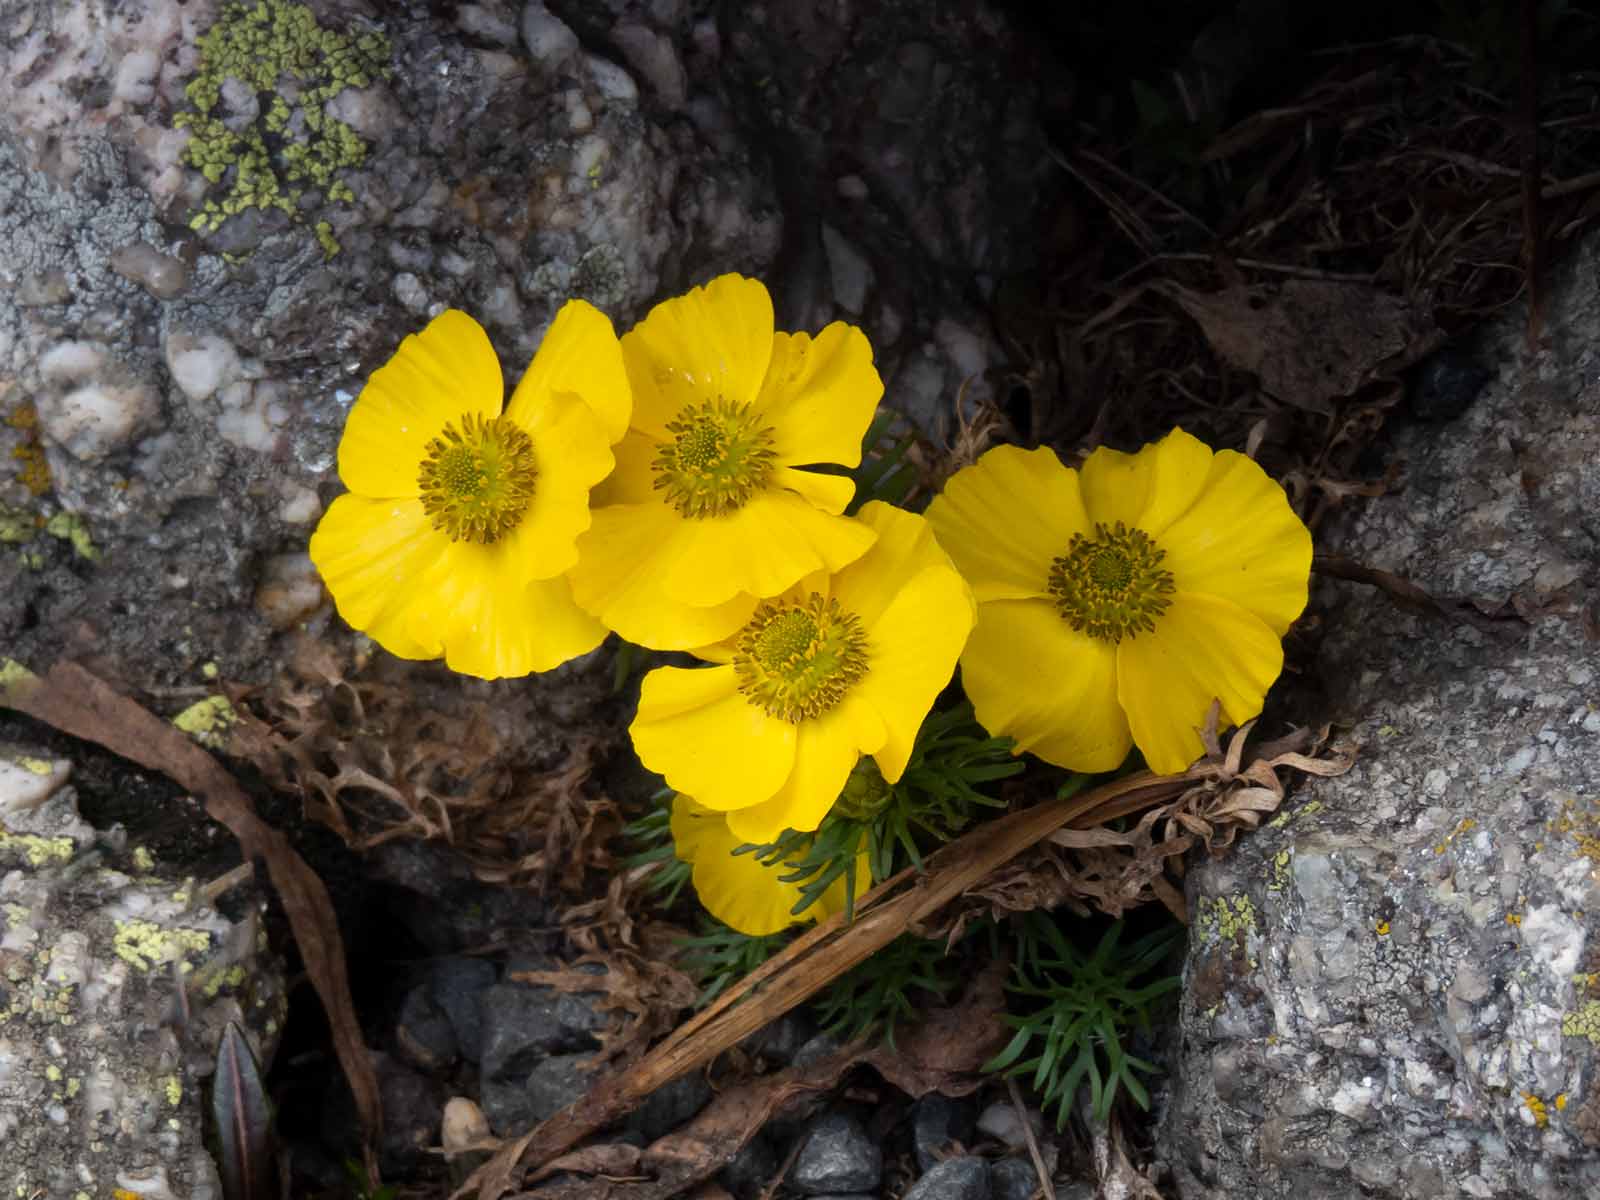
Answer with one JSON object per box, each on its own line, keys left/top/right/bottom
{"left": 623, "top": 790, "right": 690, "bottom": 907}
{"left": 985, "top": 914, "right": 1181, "bottom": 1126}
{"left": 342, "top": 1160, "right": 397, "bottom": 1200}
{"left": 815, "top": 932, "right": 955, "bottom": 1049}
{"left": 846, "top": 409, "right": 919, "bottom": 514}
{"left": 736, "top": 702, "right": 1025, "bottom": 922}
{"left": 679, "top": 920, "right": 788, "bottom": 1006}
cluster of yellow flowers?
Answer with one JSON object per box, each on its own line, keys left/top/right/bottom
{"left": 311, "top": 274, "right": 1311, "bottom": 937}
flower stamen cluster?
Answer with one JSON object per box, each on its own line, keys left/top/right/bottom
{"left": 734, "top": 594, "right": 868, "bottom": 722}
{"left": 652, "top": 396, "right": 777, "bottom": 518}
{"left": 1047, "top": 521, "right": 1175, "bottom": 642}
{"left": 417, "top": 412, "right": 538, "bottom": 544}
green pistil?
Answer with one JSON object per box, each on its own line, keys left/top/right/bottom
{"left": 734, "top": 594, "right": 869, "bottom": 723}
{"left": 1047, "top": 521, "right": 1175, "bottom": 642}
{"left": 416, "top": 413, "right": 538, "bottom": 544}
{"left": 652, "top": 398, "right": 776, "bottom": 518}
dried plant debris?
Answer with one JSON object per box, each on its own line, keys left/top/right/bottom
{"left": 223, "top": 634, "right": 620, "bottom": 893}
{"left": 1011, "top": 36, "right": 1600, "bottom": 507}
{"left": 950, "top": 706, "right": 1354, "bottom": 929}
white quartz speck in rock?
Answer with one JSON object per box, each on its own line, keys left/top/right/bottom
{"left": 164, "top": 331, "right": 241, "bottom": 403}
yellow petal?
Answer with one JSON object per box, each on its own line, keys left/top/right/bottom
{"left": 671, "top": 796, "right": 870, "bottom": 935}
{"left": 621, "top": 274, "right": 775, "bottom": 439}
{"left": 773, "top": 465, "right": 855, "bottom": 516}
{"left": 308, "top": 495, "right": 449, "bottom": 661}
{"left": 854, "top": 564, "right": 975, "bottom": 782}
{"left": 497, "top": 392, "right": 613, "bottom": 579}
{"left": 338, "top": 310, "right": 502, "bottom": 497}
{"left": 1116, "top": 591, "right": 1284, "bottom": 774}
{"left": 1079, "top": 426, "right": 1213, "bottom": 536}
{"left": 926, "top": 445, "right": 1087, "bottom": 603}
{"left": 754, "top": 326, "right": 883, "bottom": 468}
{"left": 832, "top": 501, "right": 958, "bottom": 628}
{"left": 507, "top": 298, "right": 631, "bottom": 443}
{"left": 960, "top": 598, "right": 1131, "bottom": 772}
{"left": 631, "top": 666, "right": 796, "bottom": 810}
{"left": 670, "top": 796, "right": 803, "bottom": 935}
{"left": 724, "top": 704, "right": 866, "bottom": 842}
{"left": 590, "top": 428, "right": 661, "bottom": 507}
{"left": 1156, "top": 450, "right": 1311, "bottom": 637}
{"left": 658, "top": 492, "right": 876, "bottom": 608}
{"left": 569, "top": 503, "right": 759, "bottom": 649}
{"left": 417, "top": 548, "right": 607, "bottom": 679}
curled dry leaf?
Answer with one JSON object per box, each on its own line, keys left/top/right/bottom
{"left": 1166, "top": 279, "right": 1435, "bottom": 414}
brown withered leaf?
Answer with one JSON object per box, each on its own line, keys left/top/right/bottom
{"left": 951, "top": 705, "right": 1355, "bottom": 929}
{"left": 1166, "top": 280, "right": 1436, "bottom": 413}
{"left": 0, "top": 662, "right": 381, "bottom": 1150}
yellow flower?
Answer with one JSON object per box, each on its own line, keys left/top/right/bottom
{"left": 926, "top": 428, "right": 1311, "bottom": 774}
{"left": 630, "top": 502, "right": 974, "bottom": 843}
{"left": 568, "top": 273, "right": 883, "bottom": 650}
{"left": 309, "top": 304, "right": 629, "bottom": 679}
{"left": 670, "top": 794, "right": 868, "bottom": 936}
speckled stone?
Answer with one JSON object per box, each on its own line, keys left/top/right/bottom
{"left": 791, "top": 1112, "right": 883, "bottom": 1195}
{"left": 1159, "top": 231, "right": 1600, "bottom": 1198}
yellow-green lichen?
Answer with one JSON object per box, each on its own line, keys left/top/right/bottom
{"left": 1562, "top": 999, "right": 1600, "bottom": 1045}
{"left": 0, "top": 658, "right": 37, "bottom": 690}
{"left": 44, "top": 1065, "right": 60, "bottom": 1082}
{"left": 1196, "top": 894, "right": 1257, "bottom": 945}
{"left": 1268, "top": 849, "right": 1292, "bottom": 892}
{"left": 112, "top": 919, "right": 213, "bottom": 971}
{"left": 0, "top": 501, "right": 42, "bottom": 545}
{"left": 0, "top": 825, "right": 76, "bottom": 867}
{"left": 43, "top": 511, "right": 97, "bottom": 560}
{"left": 174, "top": 0, "right": 391, "bottom": 239}
{"left": 201, "top": 660, "right": 220, "bottom": 680}
{"left": 172, "top": 695, "right": 237, "bottom": 749}
{"left": 130, "top": 845, "right": 156, "bottom": 872}
{"left": 165, "top": 1075, "right": 182, "bottom": 1106}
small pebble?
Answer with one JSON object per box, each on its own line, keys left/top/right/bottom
{"left": 790, "top": 1112, "right": 882, "bottom": 1195}
{"left": 904, "top": 1156, "right": 990, "bottom": 1200}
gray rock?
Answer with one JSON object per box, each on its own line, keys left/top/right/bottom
{"left": 988, "top": 1157, "right": 1040, "bottom": 1200}
{"left": 479, "top": 980, "right": 603, "bottom": 1087}
{"left": 719, "top": 1131, "right": 777, "bottom": 1200}
{"left": 372, "top": 1052, "right": 448, "bottom": 1172}
{"left": 1158, "top": 233, "right": 1600, "bottom": 1198}
{"left": 911, "top": 1092, "right": 976, "bottom": 1171}
{"left": 426, "top": 956, "right": 498, "bottom": 1063}
{"left": 904, "top": 1157, "right": 990, "bottom": 1200}
{"left": 625, "top": 1069, "right": 714, "bottom": 1142}
{"left": 396, "top": 983, "right": 459, "bottom": 1071}
{"left": 791, "top": 1030, "right": 846, "bottom": 1069}
{"left": 791, "top": 1112, "right": 883, "bottom": 1195}
{"left": 480, "top": 1049, "right": 596, "bottom": 1135}
{"left": 0, "top": 0, "right": 779, "bottom": 696}
{"left": 0, "top": 742, "right": 285, "bottom": 1200}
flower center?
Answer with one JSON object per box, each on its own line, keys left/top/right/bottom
{"left": 652, "top": 398, "right": 776, "bottom": 518}
{"left": 734, "top": 594, "right": 869, "bottom": 723}
{"left": 416, "top": 412, "right": 538, "bottom": 544}
{"left": 1047, "top": 521, "right": 1175, "bottom": 642}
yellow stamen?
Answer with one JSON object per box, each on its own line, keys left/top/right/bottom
{"left": 1048, "top": 521, "right": 1175, "bottom": 642}
{"left": 734, "top": 594, "right": 868, "bottom": 722}
{"left": 417, "top": 412, "right": 538, "bottom": 543}
{"left": 652, "top": 397, "right": 776, "bottom": 518}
